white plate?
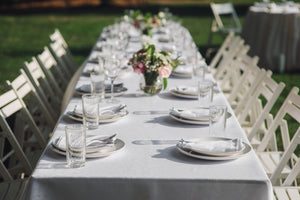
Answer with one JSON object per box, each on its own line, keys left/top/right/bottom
{"left": 50, "top": 139, "right": 125, "bottom": 158}
{"left": 178, "top": 137, "right": 245, "bottom": 157}
{"left": 176, "top": 138, "right": 251, "bottom": 160}
{"left": 75, "top": 87, "right": 128, "bottom": 97}
{"left": 169, "top": 87, "right": 198, "bottom": 99}
{"left": 66, "top": 110, "right": 129, "bottom": 123}
{"left": 169, "top": 113, "right": 209, "bottom": 125}
{"left": 171, "top": 72, "right": 192, "bottom": 78}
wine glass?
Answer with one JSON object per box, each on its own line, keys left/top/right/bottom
{"left": 104, "top": 57, "right": 121, "bottom": 103}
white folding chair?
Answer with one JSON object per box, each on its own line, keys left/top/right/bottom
{"left": 49, "top": 29, "right": 78, "bottom": 75}
{"left": 237, "top": 73, "right": 285, "bottom": 150}
{"left": 226, "top": 61, "right": 266, "bottom": 111}
{"left": 23, "top": 58, "right": 61, "bottom": 119}
{"left": 5, "top": 70, "right": 56, "bottom": 139}
{"left": 215, "top": 44, "right": 253, "bottom": 94}
{"left": 273, "top": 186, "right": 300, "bottom": 200}
{"left": 208, "top": 2, "right": 241, "bottom": 45}
{"left": 36, "top": 46, "right": 68, "bottom": 95}
{"left": 255, "top": 87, "right": 300, "bottom": 186}
{"left": 48, "top": 40, "right": 73, "bottom": 81}
{"left": 0, "top": 88, "right": 46, "bottom": 171}
{"left": 0, "top": 179, "right": 29, "bottom": 200}
{"left": 212, "top": 34, "right": 245, "bottom": 79}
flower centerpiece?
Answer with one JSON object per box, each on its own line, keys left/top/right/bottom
{"left": 129, "top": 10, "right": 164, "bottom": 37}
{"left": 129, "top": 44, "right": 177, "bottom": 95}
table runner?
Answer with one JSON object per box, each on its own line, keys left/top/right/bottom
{"left": 24, "top": 23, "right": 273, "bottom": 200}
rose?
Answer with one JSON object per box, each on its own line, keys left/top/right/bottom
{"left": 134, "top": 61, "right": 146, "bottom": 74}
{"left": 158, "top": 64, "right": 172, "bottom": 78}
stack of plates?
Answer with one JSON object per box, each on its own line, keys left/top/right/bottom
{"left": 50, "top": 134, "right": 125, "bottom": 158}
{"left": 171, "top": 66, "right": 193, "bottom": 78}
{"left": 66, "top": 104, "right": 129, "bottom": 123}
{"left": 169, "top": 85, "right": 198, "bottom": 99}
{"left": 169, "top": 108, "right": 210, "bottom": 125}
{"left": 176, "top": 137, "right": 251, "bottom": 161}
{"left": 75, "top": 83, "right": 128, "bottom": 97}
{"left": 169, "top": 84, "right": 220, "bottom": 99}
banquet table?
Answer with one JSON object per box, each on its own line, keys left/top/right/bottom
{"left": 24, "top": 24, "right": 273, "bottom": 200}
{"left": 241, "top": 2, "right": 300, "bottom": 72}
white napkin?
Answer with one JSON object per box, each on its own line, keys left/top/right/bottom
{"left": 173, "top": 65, "right": 193, "bottom": 75}
{"left": 175, "top": 86, "right": 197, "bottom": 96}
{"left": 71, "top": 104, "right": 126, "bottom": 118}
{"left": 53, "top": 134, "right": 116, "bottom": 153}
{"left": 170, "top": 108, "right": 209, "bottom": 121}
{"left": 179, "top": 138, "right": 244, "bottom": 155}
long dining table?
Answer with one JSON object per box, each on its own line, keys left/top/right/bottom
{"left": 24, "top": 22, "right": 273, "bottom": 200}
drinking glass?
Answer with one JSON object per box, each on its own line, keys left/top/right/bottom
{"left": 104, "top": 57, "right": 121, "bottom": 103}
{"left": 65, "top": 124, "right": 86, "bottom": 168}
{"left": 82, "top": 94, "right": 100, "bottom": 130}
{"left": 90, "top": 73, "right": 105, "bottom": 101}
{"left": 209, "top": 105, "right": 227, "bottom": 136}
{"left": 198, "top": 80, "right": 213, "bottom": 108}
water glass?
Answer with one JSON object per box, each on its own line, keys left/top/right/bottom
{"left": 198, "top": 80, "right": 213, "bottom": 108}
{"left": 82, "top": 94, "right": 100, "bottom": 130}
{"left": 65, "top": 124, "right": 86, "bottom": 168}
{"left": 90, "top": 73, "right": 105, "bottom": 101}
{"left": 104, "top": 57, "right": 121, "bottom": 103}
{"left": 209, "top": 105, "right": 227, "bottom": 136}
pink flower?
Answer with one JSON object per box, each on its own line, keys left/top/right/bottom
{"left": 158, "top": 65, "right": 172, "bottom": 78}
{"left": 134, "top": 61, "right": 146, "bottom": 74}
{"left": 133, "top": 20, "right": 139, "bottom": 28}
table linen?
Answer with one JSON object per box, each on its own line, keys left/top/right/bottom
{"left": 241, "top": 2, "right": 300, "bottom": 72}
{"left": 24, "top": 25, "right": 272, "bottom": 200}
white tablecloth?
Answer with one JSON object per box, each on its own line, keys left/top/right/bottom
{"left": 241, "top": 3, "right": 300, "bottom": 72}
{"left": 24, "top": 27, "right": 273, "bottom": 200}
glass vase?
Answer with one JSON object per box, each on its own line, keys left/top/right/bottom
{"left": 139, "top": 75, "right": 163, "bottom": 96}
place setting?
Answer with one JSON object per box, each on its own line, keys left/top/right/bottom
{"left": 50, "top": 124, "right": 125, "bottom": 169}
{"left": 66, "top": 102, "right": 129, "bottom": 123}
{"left": 176, "top": 137, "right": 251, "bottom": 161}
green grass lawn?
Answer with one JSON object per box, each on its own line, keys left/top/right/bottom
{"left": 0, "top": 7, "right": 299, "bottom": 152}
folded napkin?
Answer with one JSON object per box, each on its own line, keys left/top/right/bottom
{"left": 173, "top": 66, "right": 193, "bottom": 75}
{"left": 77, "top": 82, "right": 124, "bottom": 93}
{"left": 178, "top": 138, "right": 244, "bottom": 155}
{"left": 53, "top": 134, "right": 116, "bottom": 153}
{"left": 175, "top": 86, "right": 197, "bottom": 96}
{"left": 170, "top": 108, "right": 210, "bottom": 121}
{"left": 71, "top": 104, "right": 127, "bottom": 119}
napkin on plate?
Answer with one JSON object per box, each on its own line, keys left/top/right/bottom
{"left": 175, "top": 86, "right": 198, "bottom": 96}
{"left": 52, "top": 134, "right": 117, "bottom": 153}
{"left": 172, "top": 66, "right": 193, "bottom": 75}
{"left": 178, "top": 138, "right": 244, "bottom": 155}
{"left": 70, "top": 104, "right": 127, "bottom": 118}
{"left": 170, "top": 108, "right": 210, "bottom": 121}
{"left": 76, "top": 82, "right": 124, "bottom": 93}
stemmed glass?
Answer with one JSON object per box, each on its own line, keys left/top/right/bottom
{"left": 103, "top": 56, "right": 121, "bottom": 103}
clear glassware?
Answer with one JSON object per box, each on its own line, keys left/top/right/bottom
{"left": 103, "top": 57, "right": 121, "bottom": 103}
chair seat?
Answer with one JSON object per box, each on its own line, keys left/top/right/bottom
{"left": 256, "top": 151, "right": 292, "bottom": 178}
{"left": 273, "top": 186, "right": 300, "bottom": 200}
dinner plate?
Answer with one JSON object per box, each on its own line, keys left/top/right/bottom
{"left": 75, "top": 87, "right": 128, "bottom": 97}
{"left": 171, "top": 71, "right": 192, "bottom": 78}
{"left": 169, "top": 108, "right": 232, "bottom": 125}
{"left": 169, "top": 85, "right": 220, "bottom": 99}
{"left": 169, "top": 87, "right": 198, "bottom": 99}
{"left": 51, "top": 134, "right": 116, "bottom": 153}
{"left": 66, "top": 110, "right": 129, "bottom": 123}
{"left": 178, "top": 137, "right": 246, "bottom": 157}
{"left": 169, "top": 113, "right": 209, "bottom": 125}
{"left": 50, "top": 138, "right": 125, "bottom": 158}
{"left": 176, "top": 138, "right": 251, "bottom": 161}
